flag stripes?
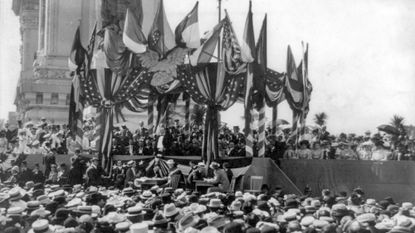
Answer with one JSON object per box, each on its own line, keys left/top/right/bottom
{"left": 257, "top": 104, "right": 266, "bottom": 157}
{"left": 147, "top": 97, "right": 154, "bottom": 137}
{"left": 272, "top": 106, "right": 278, "bottom": 136}
{"left": 245, "top": 108, "right": 254, "bottom": 157}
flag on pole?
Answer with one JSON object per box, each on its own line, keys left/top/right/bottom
{"left": 241, "top": 0, "right": 255, "bottom": 64}
{"left": 255, "top": 15, "right": 267, "bottom": 157}
{"left": 148, "top": 0, "right": 176, "bottom": 58}
{"left": 285, "top": 45, "right": 312, "bottom": 141}
{"left": 68, "top": 75, "right": 84, "bottom": 144}
{"left": 222, "top": 12, "right": 246, "bottom": 74}
{"left": 175, "top": 2, "right": 200, "bottom": 49}
{"left": 242, "top": 1, "right": 256, "bottom": 157}
{"left": 123, "top": 0, "right": 160, "bottom": 53}
{"left": 251, "top": 14, "right": 267, "bottom": 111}
{"left": 189, "top": 20, "right": 225, "bottom": 66}
{"left": 68, "top": 25, "right": 87, "bottom": 71}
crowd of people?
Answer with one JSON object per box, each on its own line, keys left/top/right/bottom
{"left": 1, "top": 118, "right": 414, "bottom": 162}
{"left": 0, "top": 153, "right": 415, "bottom": 233}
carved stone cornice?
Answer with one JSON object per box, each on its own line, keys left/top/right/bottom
{"left": 33, "top": 66, "right": 71, "bottom": 80}
{"left": 20, "top": 11, "right": 38, "bottom": 30}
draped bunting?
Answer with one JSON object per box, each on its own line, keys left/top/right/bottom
{"left": 177, "top": 63, "right": 244, "bottom": 163}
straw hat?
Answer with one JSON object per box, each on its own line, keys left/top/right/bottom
{"left": 130, "top": 222, "right": 149, "bottom": 233}
{"left": 7, "top": 207, "right": 25, "bottom": 216}
{"left": 140, "top": 190, "right": 154, "bottom": 200}
{"left": 163, "top": 203, "right": 179, "bottom": 218}
{"left": 8, "top": 188, "right": 23, "bottom": 201}
{"left": 31, "top": 208, "right": 51, "bottom": 218}
{"left": 207, "top": 199, "right": 223, "bottom": 208}
{"left": 177, "top": 213, "right": 200, "bottom": 232}
{"left": 28, "top": 219, "right": 53, "bottom": 233}
{"left": 116, "top": 221, "right": 131, "bottom": 232}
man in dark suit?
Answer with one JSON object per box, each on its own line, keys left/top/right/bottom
{"left": 154, "top": 127, "right": 173, "bottom": 155}
{"left": 227, "top": 142, "right": 239, "bottom": 157}
{"left": 86, "top": 157, "right": 101, "bottom": 187}
{"left": 124, "top": 160, "right": 137, "bottom": 188}
{"left": 18, "top": 161, "right": 33, "bottom": 186}
{"left": 69, "top": 149, "right": 86, "bottom": 185}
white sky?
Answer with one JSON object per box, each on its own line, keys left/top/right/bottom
{"left": 1, "top": 0, "right": 415, "bottom": 135}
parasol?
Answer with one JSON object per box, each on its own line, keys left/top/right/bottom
{"left": 377, "top": 124, "right": 400, "bottom": 135}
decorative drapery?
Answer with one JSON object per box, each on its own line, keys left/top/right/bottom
{"left": 177, "top": 63, "right": 245, "bottom": 164}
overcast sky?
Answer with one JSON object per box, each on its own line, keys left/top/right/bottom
{"left": 1, "top": 0, "right": 414, "bottom": 134}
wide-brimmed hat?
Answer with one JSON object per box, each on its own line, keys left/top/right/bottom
{"left": 29, "top": 219, "right": 53, "bottom": 233}
{"left": 164, "top": 203, "right": 179, "bottom": 218}
{"left": 207, "top": 199, "right": 223, "bottom": 209}
{"left": 331, "top": 203, "right": 349, "bottom": 217}
{"left": 206, "top": 215, "right": 228, "bottom": 229}
{"left": 140, "top": 190, "right": 154, "bottom": 200}
{"left": 187, "top": 203, "right": 207, "bottom": 215}
{"left": 31, "top": 207, "right": 51, "bottom": 218}
{"left": 99, "top": 212, "right": 127, "bottom": 224}
{"left": 37, "top": 195, "right": 53, "bottom": 205}
{"left": 72, "top": 184, "right": 83, "bottom": 193}
{"left": 65, "top": 198, "right": 82, "bottom": 208}
{"left": 127, "top": 206, "right": 143, "bottom": 217}
{"left": 200, "top": 226, "right": 220, "bottom": 233}
{"left": 152, "top": 212, "right": 168, "bottom": 228}
{"left": 0, "top": 193, "right": 10, "bottom": 203}
{"left": 7, "top": 207, "right": 25, "bottom": 216}
{"left": 116, "top": 221, "right": 131, "bottom": 232}
{"left": 24, "top": 181, "right": 35, "bottom": 190}
{"left": 27, "top": 201, "right": 40, "bottom": 211}
{"left": 228, "top": 200, "right": 241, "bottom": 212}
{"left": 177, "top": 213, "right": 200, "bottom": 232}
{"left": 8, "top": 188, "right": 23, "bottom": 201}
{"left": 122, "top": 187, "right": 135, "bottom": 196}
{"left": 73, "top": 206, "right": 93, "bottom": 216}
{"left": 130, "top": 222, "right": 149, "bottom": 233}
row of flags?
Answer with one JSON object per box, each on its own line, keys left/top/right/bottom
{"left": 67, "top": 0, "right": 312, "bottom": 161}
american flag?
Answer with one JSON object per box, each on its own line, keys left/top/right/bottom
{"left": 222, "top": 14, "right": 246, "bottom": 75}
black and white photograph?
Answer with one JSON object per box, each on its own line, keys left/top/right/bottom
{"left": 0, "top": 0, "right": 414, "bottom": 232}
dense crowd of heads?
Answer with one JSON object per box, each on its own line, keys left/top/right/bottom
{"left": 0, "top": 172, "right": 415, "bottom": 233}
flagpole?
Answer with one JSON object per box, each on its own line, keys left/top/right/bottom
{"left": 217, "top": 0, "right": 222, "bottom": 61}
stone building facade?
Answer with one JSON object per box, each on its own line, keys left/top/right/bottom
{"left": 12, "top": 0, "right": 98, "bottom": 125}
{"left": 12, "top": 0, "right": 191, "bottom": 130}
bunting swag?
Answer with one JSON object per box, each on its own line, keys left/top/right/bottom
{"left": 264, "top": 68, "right": 285, "bottom": 106}
{"left": 177, "top": 63, "right": 244, "bottom": 163}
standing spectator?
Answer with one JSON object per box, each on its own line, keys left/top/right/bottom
{"left": 124, "top": 160, "right": 138, "bottom": 187}
{"left": 222, "top": 162, "right": 233, "bottom": 183}
{"left": 86, "top": 157, "right": 101, "bottom": 187}
{"left": 68, "top": 149, "right": 85, "bottom": 185}
{"left": 43, "top": 152, "right": 56, "bottom": 177}
{"left": 32, "top": 163, "right": 44, "bottom": 183}
{"left": 58, "top": 163, "right": 69, "bottom": 184}
{"left": 18, "top": 161, "right": 33, "bottom": 186}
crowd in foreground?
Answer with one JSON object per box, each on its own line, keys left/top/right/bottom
{"left": 0, "top": 155, "right": 415, "bottom": 233}
{"left": 1, "top": 118, "right": 414, "bottom": 161}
